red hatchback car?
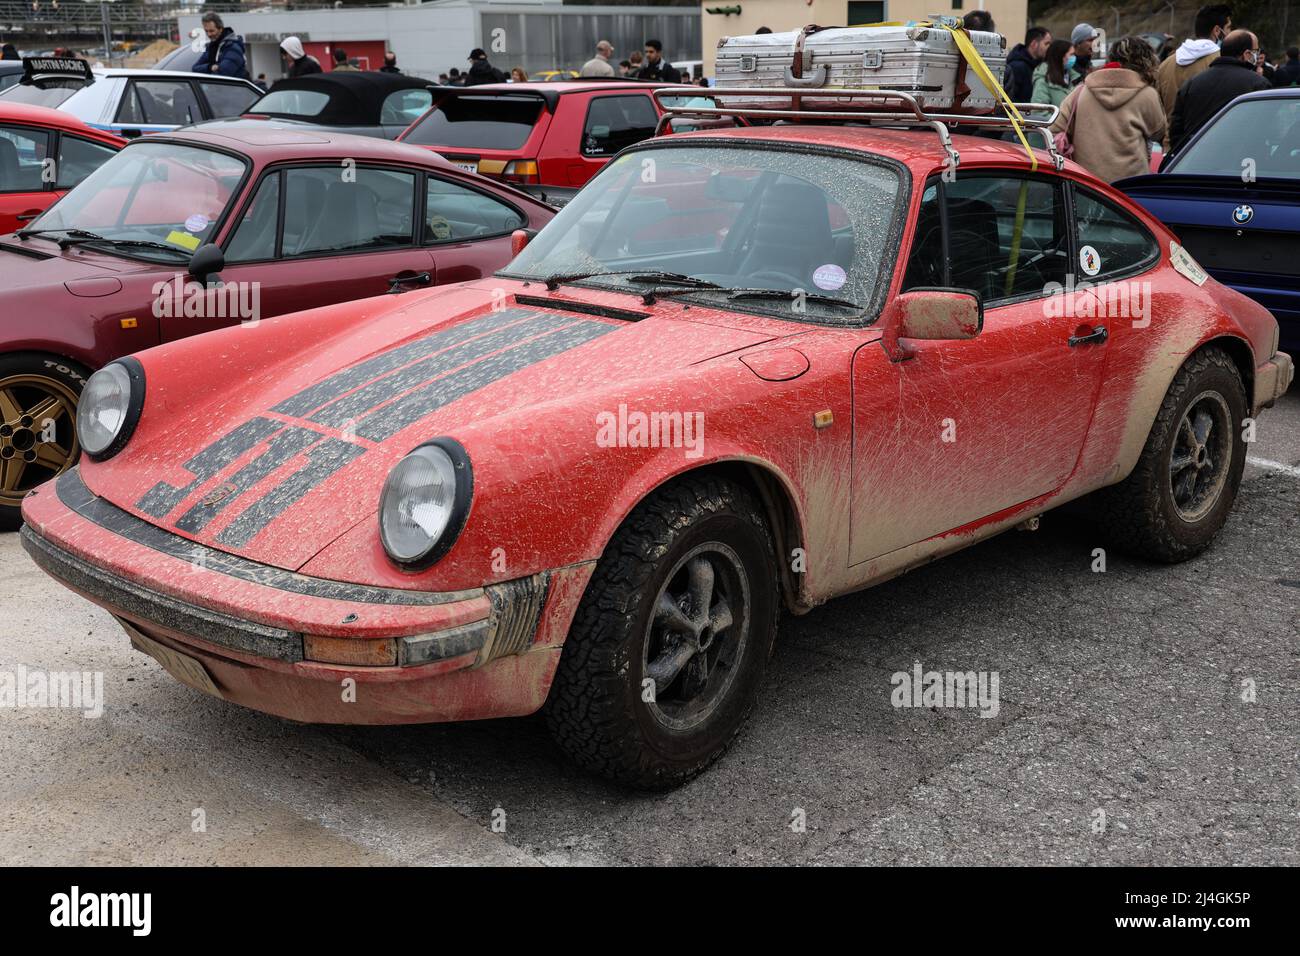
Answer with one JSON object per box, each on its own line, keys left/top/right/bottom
{"left": 22, "top": 95, "right": 1293, "bottom": 788}
{"left": 398, "top": 80, "right": 720, "bottom": 190}
{"left": 0, "top": 125, "right": 553, "bottom": 527}
{"left": 0, "top": 102, "right": 123, "bottom": 234}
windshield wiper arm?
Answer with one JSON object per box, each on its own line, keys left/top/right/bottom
{"left": 726, "top": 288, "right": 859, "bottom": 310}
{"left": 15, "top": 227, "right": 101, "bottom": 242}
{"left": 58, "top": 236, "right": 193, "bottom": 256}
{"left": 538, "top": 269, "right": 723, "bottom": 293}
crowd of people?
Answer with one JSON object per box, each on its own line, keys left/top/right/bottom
{"left": 991, "top": 5, "right": 1293, "bottom": 182}
{"left": 431, "top": 38, "right": 694, "bottom": 87}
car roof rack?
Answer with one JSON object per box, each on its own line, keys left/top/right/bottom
{"left": 651, "top": 87, "right": 1063, "bottom": 171}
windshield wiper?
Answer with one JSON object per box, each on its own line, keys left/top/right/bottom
{"left": 57, "top": 235, "right": 193, "bottom": 257}
{"left": 726, "top": 288, "right": 859, "bottom": 310}
{"left": 538, "top": 269, "right": 724, "bottom": 293}
{"left": 15, "top": 227, "right": 100, "bottom": 242}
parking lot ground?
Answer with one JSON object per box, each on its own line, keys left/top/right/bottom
{"left": 1, "top": 389, "right": 1296, "bottom": 866}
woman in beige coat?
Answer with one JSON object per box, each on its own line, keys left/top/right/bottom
{"left": 1050, "top": 36, "right": 1167, "bottom": 183}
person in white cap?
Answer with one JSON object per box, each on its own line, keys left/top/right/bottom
{"left": 1071, "top": 23, "right": 1100, "bottom": 79}
{"left": 280, "top": 36, "right": 321, "bottom": 77}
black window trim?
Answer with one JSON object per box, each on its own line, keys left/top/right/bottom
{"left": 420, "top": 171, "right": 527, "bottom": 247}
{"left": 579, "top": 92, "right": 659, "bottom": 160}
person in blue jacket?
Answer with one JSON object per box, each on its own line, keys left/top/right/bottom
{"left": 193, "top": 13, "right": 249, "bottom": 79}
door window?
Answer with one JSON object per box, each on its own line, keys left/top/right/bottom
{"left": 55, "top": 136, "right": 118, "bottom": 189}
{"left": 117, "top": 80, "right": 202, "bottom": 126}
{"left": 226, "top": 172, "right": 281, "bottom": 262}
{"left": 200, "top": 80, "right": 260, "bottom": 119}
{"left": 0, "top": 126, "right": 50, "bottom": 193}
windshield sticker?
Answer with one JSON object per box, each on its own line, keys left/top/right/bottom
{"left": 1079, "top": 245, "right": 1101, "bottom": 277}
{"left": 185, "top": 214, "right": 209, "bottom": 234}
{"left": 1169, "top": 241, "right": 1209, "bottom": 286}
{"left": 813, "top": 263, "right": 847, "bottom": 291}
{"left": 166, "top": 230, "right": 202, "bottom": 252}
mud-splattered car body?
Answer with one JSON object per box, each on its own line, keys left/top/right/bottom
{"left": 20, "top": 123, "right": 1293, "bottom": 784}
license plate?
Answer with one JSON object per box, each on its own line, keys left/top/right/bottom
{"left": 453, "top": 161, "right": 478, "bottom": 174}
{"left": 120, "top": 619, "right": 224, "bottom": 699}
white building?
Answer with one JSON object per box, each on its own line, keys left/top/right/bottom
{"left": 179, "top": 1, "right": 702, "bottom": 82}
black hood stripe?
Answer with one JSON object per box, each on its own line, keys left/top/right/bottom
{"left": 271, "top": 309, "right": 542, "bottom": 418}
{"left": 354, "top": 319, "right": 616, "bottom": 443}
{"left": 215, "top": 437, "right": 366, "bottom": 549}
{"left": 138, "top": 417, "right": 282, "bottom": 519}
{"left": 307, "top": 311, "right": 573, "bottom": 430}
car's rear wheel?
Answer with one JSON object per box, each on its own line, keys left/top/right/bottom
{"left": 1083, "top": 346, "right": 1247, "bottom": 562}
{"left": 0, "top": 353, "right": 86, "bottom": 532}
{"left": 545, "top": 477, "right": 778, "bottom": 789}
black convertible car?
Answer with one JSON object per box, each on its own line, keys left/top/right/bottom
{"left": 194, "top": 71, "right": 435, "bottom": 139}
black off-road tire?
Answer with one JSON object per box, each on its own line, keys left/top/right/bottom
{"left": 1083, "top": 347, "right": 1247, "bottom": 562}
{"left": 0, "top": 353, "right": 89, "bottom": 532}
{"left": 545, "top": 477, "right": 779, "bottom": 790}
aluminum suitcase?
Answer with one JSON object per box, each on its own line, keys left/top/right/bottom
{"left": 714, "top": 23, "right": 1008, "bottom": 114}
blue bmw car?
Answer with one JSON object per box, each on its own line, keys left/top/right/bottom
{"left": 1117, "top": 89, "right": 1300, "bottom": 351}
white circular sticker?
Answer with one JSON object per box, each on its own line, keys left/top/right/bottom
{"left": 813, "top": 263, "right": 847, "bottom": 291}
{"left": 185, "top": 214, "right": 209, "bottom": 234}
{"left": 1079, "top": 244, "right": 1101, "bottom": 277}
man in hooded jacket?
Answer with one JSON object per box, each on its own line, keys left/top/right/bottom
{"left": 193, "top": 13, "right": 249, "bottom": 79}
{"left": 280, "top": 36, "right": 322, "bottom": 77}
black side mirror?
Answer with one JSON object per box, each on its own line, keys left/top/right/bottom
{"left": 188, "top": 243, "right": 224, "bottom": 284}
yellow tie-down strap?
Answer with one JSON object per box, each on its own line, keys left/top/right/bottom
{"left": 850, "top": 20, "right": 1038, "bottom": 170}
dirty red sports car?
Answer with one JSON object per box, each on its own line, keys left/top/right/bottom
{"left": 21, "top": 100, "right": 1294, "bottom": 789}
{"left": 0, "top": 125, "right": 553, "bottom": 527}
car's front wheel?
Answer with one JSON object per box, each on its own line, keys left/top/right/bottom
{"left": 545, "top": 477, "right": 778, "bottom": 789}
{"left": 1084, "top": 346, "right": 1247, "bottom": 562}
{"left": 0, "top": 353, "right": 86, "bottom": 532}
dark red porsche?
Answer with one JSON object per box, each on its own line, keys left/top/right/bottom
{"left": 0, "top": 124, "right": 554, "bottom": 527}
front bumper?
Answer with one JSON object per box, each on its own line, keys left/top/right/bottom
{"left": 21, "top": 469, "right": 593, "bottom": 724}
{"left": 1254, "top": 350, "right": 1294, "bottom": 411}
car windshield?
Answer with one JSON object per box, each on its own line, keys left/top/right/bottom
{"left": 1168, "top": 97, "right": 1300, "bottom": 181}
{"left": 249, "top": 88, "right": 330, "bottom": 117}
{"left": 29, "top": 141, "right": 246, "bottom": 261}
{"left": 403, "top": 94, "right": 544, "bottom": 150}
{"left": 504, "top": 144, "right": 902, "bottom": 320}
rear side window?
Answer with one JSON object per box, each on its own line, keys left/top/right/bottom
{"left": 200, "top": 80, "right": 259, "bottom": 118}
{"left": 0, "top": 125, "right": 50, "bottom": 193}
{"left": 251, "top": 89, "right": 329, "bottom": 117}
{"left": 281, "top": 166, "right": 415, "bottom": 256}
{"left": 425, "top": 175, "right": 523, "bottom": 242}
{"left": 582, "top": 95, "right": 657, "bottom": 157}
{"left": 118, "top": 80, "right": 202, "bottom": 126}
{"left": 403, "top": 95, "right": 544, "bottom": 150}
{"left": 1073, "top": 187, "right": 1159, "bottom": 280}
{"left": 56, "top": 135, "right": 117, "bottom": 189}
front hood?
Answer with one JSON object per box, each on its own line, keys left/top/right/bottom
{"left": 0, "top": 238, "right": 147, "bottom": 289}
{"left": 83, "top": 284, "right": 784, "bottom": 570}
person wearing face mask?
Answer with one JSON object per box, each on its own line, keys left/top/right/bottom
{"left": 1032, "top": 39, "right": 1079, "bottom": 106}
{"left": 1156, "top": 4, "right": 1233, "bottom": 120}
{"left": 1168, "top": 29, "right": 1271, "bottom": 154}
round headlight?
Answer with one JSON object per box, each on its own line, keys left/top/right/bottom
{"left": 379, "top": 440, "right": 472, "bottom": 568}
{"left": 76, "top": 360, "right": 143, "bottom": 459}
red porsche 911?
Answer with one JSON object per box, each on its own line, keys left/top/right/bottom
{"left": 0, "top": 125, "right": 554, "bottom": 527}
{"left": 21, "top": 91, "right": 1292, "bottom": 788}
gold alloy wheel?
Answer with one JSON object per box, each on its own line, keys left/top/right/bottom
{"left": 0, "top": 373, "right": 79, "bottom": 511}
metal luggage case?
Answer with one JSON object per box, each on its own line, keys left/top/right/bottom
{"left": 715, "top": 24, "right": 1008, "bottom": 114}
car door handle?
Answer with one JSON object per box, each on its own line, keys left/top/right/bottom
{"left": 16, "top": 211, "right": 41, "bottom": 222}
{"left": 388, "top": 270, "right": 432, "bottom": 293}
{"left": 1068, "top": 325, "right": 1108, "bottom": 347}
